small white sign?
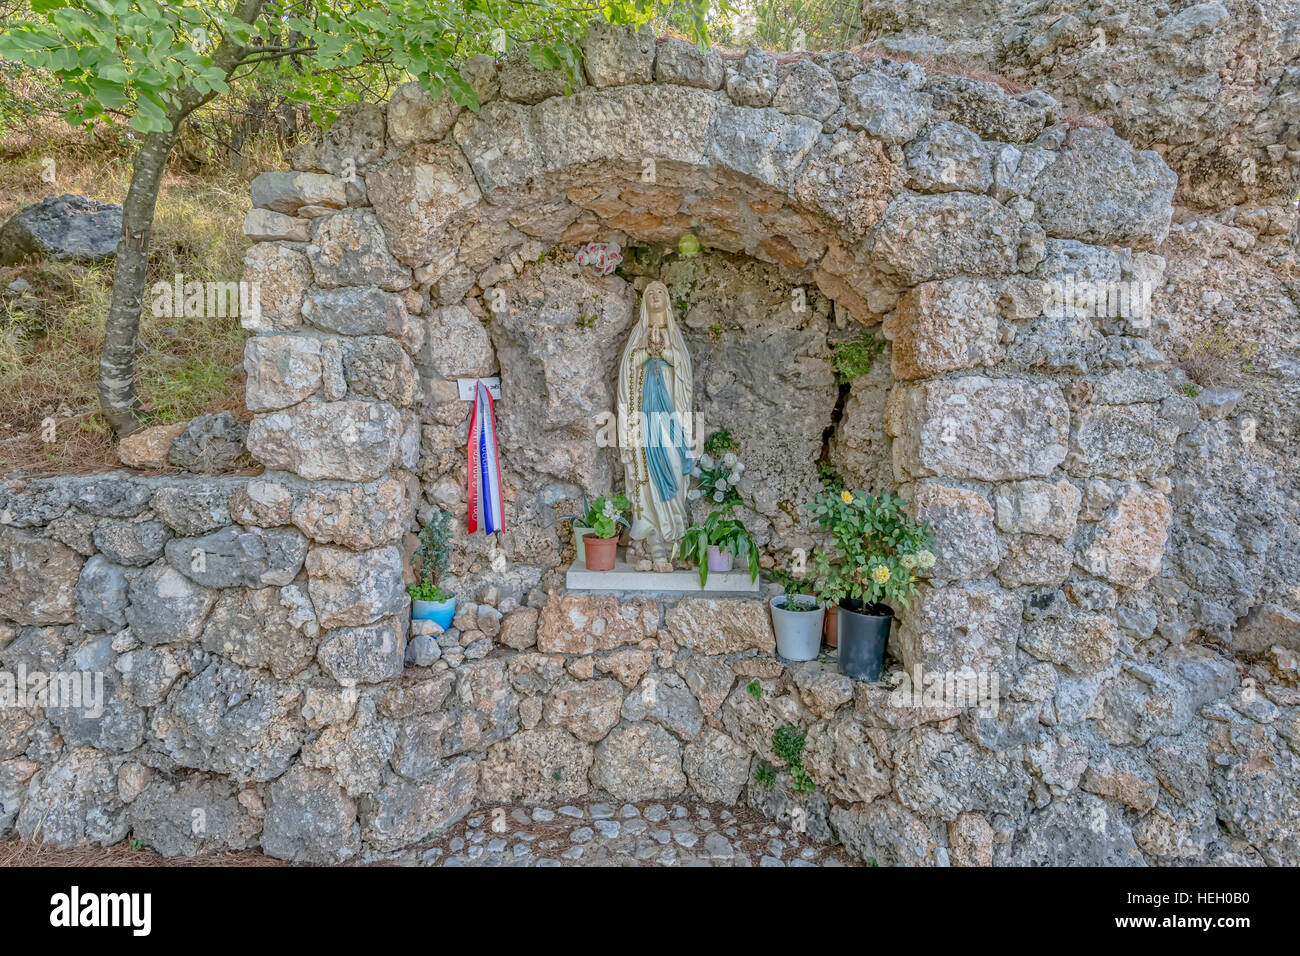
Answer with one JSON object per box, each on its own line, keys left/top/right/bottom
{"left": 458, "top": 377, "right": 502, "bottom": 401}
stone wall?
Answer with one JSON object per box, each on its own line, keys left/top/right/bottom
{"left": 3, "top": 25, "right": 1298, "bottom": 864}
{"left": 857, "top": 1, "right": 1300, "bottom": 664}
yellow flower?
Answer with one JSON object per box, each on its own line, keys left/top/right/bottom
{"left": 872, "top": 565, "right": 891, "bottom": 584}
{"left": 840, "top": 491, "right": 854, "bottom": 504}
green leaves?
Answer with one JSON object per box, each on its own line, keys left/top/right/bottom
{"left": 772, "top": 724, "right": 815, "bottom": 794}
{"left": 2, "top": 0, "right": 722, "bottom": 139}
{"left": 584, "top": 495, "right": 631, "bottom": 539}
{"left": 0, "top": 0, "right": 259, "bottom": 133}
{"left": 413, "top": 509, "right": 453, "bottom": 587}
{"left": 680, "top": 508, "right": 759, "bottom": 587}
{"left": 804, "top": 488, "right": 934, "bottom": 610}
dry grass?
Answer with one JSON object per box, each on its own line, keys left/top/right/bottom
{"left": 1, "top": 836, "right": 289, "bottom": 867}
{"left": 1177, "top": 327, "right": 1263, "bottom": 387}
{"left": 0, "top": 119, "right": 284, "bottom": 474}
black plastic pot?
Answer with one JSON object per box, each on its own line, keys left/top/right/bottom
{"left": 836, "top": 600, "right": 893, "bottom": 681}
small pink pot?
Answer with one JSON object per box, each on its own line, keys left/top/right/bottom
{"left": 706, "top": 545, "right": 733, "bottom": 574}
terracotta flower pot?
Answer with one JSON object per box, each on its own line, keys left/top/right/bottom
{"left": 583, "top": 534, "right": 618, "bottom": 571}
{"left": 823, "top": 609, "right": 838, "bottom": 647}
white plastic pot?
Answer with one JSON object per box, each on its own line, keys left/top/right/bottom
{"left": 770, "top": 594, "right": 825, "bottom": 661}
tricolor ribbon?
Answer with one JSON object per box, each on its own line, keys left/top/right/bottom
{"left": 466, "top": 381, "right": 504, "bottom": 535}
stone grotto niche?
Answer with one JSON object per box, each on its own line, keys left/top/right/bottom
{"left": 14, "top": 29, "right": 1289, "bottom": 871}
{"left": 416, "top": 247, "right": 896, "bottom": 588}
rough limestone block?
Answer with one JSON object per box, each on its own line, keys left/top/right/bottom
{"left": 888, "top": 376, "right": 1069, "bottom": 481}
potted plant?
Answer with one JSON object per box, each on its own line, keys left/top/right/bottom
{"left": 408, "top": 510, "right": 455, "bottom": 629}
{"left": 559, "top": 494, "right": 596, "bottom": 564}
{"left": 580, "top": 494, "right": 630, "bottom": 571}
{"left": 815, "top": 464, "right": 846, "bottom": 647}
{"left": 807, "top": 489, "right": 933, "bottom": 681}
{"left": 679, "top": 509, "right": 761, "bottom": 587}
{"left": 766, "top": 566, "right": 826, "bottom": 662}
{"left": 689, "top": 429, "right": 745, "bottom": 511}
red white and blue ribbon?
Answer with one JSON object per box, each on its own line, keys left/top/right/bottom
{"left": 466, "top": 381, "right": 504, "bottom": 535}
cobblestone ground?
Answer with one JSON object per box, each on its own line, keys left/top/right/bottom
{"left": 403, "top": 801, "right": 859, "bottom": 867}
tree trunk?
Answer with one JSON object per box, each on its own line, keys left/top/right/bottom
{"left": 98, "top": 0, "right": 266, "bottom": 437}
{"left": 98, "top": 127, "right": 178, "bottom": 436}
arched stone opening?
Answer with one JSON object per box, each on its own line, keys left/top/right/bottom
{"left": 217, "top": 34, "right": 1230, "bottom": 864}
{"left": 8, "top": 35, "right": 1295, "bottom": 868}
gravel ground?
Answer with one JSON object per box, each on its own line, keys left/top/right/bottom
{"left": 403, "top": 799, "right": 860, "bottom": 867}
{"left": 3, "top": 801, "right": 858, "bottom": 868}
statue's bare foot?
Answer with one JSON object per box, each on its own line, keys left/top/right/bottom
{"left": 652, "top": 560, "right": 673, "bottom": 573}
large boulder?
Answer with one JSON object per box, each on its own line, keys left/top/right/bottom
{"left": 0, "top": 195, "right": 121, "bottom": 265}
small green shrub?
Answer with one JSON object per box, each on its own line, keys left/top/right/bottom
{"left": 408, "top": 509, "right": 453, "bottom": 602}
{"left": 772, "top": 723, "right": 816, "bottom": 794}
{"left": 831, "top": 332, "right": 885, "bottom": 383}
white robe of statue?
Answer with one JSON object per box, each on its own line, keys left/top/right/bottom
{"left": 617, "top": 281, "right": 693, "bottom": 568}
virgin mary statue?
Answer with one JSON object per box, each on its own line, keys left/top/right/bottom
{"left": 617, "top": 281, "right": 694, "bottom": 568}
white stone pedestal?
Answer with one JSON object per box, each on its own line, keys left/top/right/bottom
{"left": 565, "top": 551, "right": 763, "bottom": 594}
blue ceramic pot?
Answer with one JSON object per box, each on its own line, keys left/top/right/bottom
{"left": 412, "top": 595, "right": 456, "bottom": 630}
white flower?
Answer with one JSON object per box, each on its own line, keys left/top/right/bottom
{"left": 687, "top": 489, "right": 702, "bottom": 501}
{"left": 715, "top": 479, "right": 728, "bottom": 492}
{"left": 602, "top": 499, "right": 618, "bottom": 519}
{"left": 691, "top": 464, "right": 702, "bottom": 477}
{"left": 735, "top": 462, "right": 745, "bottom": 474}
{"left": 722, "top": 452, "right": 738, "bottom": 468}
{"left": 900, "top": 553, "right": 918, "bottom": 570}
{"left": 699, "top": 454, "right": 715, "bottom": 470}
{"left": 917, "top": 549, "right": 936, "bottom": 570}
{"left": 712, "top": 490, "right": 725, "bottom": 503}
{"left": 727, "top": 471, "right": 741, "bottom": 485}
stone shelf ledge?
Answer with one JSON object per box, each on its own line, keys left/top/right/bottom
{"left": 564, "top": 553, "right": 763, "bottom": 595}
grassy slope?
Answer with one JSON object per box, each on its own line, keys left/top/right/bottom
{"left": 0, "top": 122, "right": 272, "bottom": 474}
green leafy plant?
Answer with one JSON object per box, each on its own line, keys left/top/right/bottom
{"left": 1181, "top": 382, "right": 1201, "bottom": 398}
{"left": 832, "top": 331, "right": 885, "bottom": 383}
{"left": 407, "top": 509, "right": 452, "bottom": 603}
{"left": 747, "top": 679, "right": 763, "bottom": 701}
{"left": 772, "top": 723, "right": 814, "bottom": 795}
{"left": 679, "top": 509, "right": 760, "bottom": 587}
{"left": 583, "top": 494, "right": 631, "bottom": 540}
{"left": 807, "top": 489, "right": 933, "bottom": 612}
{"left": 558, "top": 494, "right": 591, "bottom": 527}
{"left": 688, "top": 439, "right": 744, "bottom": 511}
{"left": 816, "top": 461, "right": 846, "bottom": 495}
{"left": 707, "top": 321, "right": 722, "bottom": 340}
{"left": 408, "top": 580, "right": 452, "bottom": 602}
{"left": 753, "top": 762, "right": 777, "bottom": 788}
{"left": 703, "top": 429, "right": 738, "bottom": 457}
{"left": 768, "top": 550, "right": 840, "bottom": 609}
